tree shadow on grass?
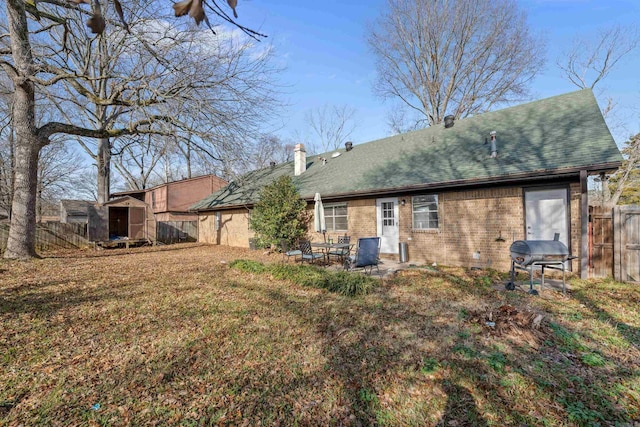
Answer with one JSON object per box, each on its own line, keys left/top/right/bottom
{"left": 0, "top": 279, "right": 129, "bottom": 316}
{"left": 571, "top": 286, "right": 640, "bottom": 349}
{"left": 437, "top": 380, "right": 488, "bottom": 427}
{"left": 258, "top": 283, "right": 493, "bottom": 426}
{"left": 4, "top": 264, "right": 637, "bottom": 425}
{"left": 251, "top": 273, "right": 637, "bottom": 425}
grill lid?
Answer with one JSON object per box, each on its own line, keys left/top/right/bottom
{"left": 510, "top": 240, "right": 569, "bottom": 256}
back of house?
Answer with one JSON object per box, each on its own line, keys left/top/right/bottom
{"left": 191, "top": 89, "right": 622, "bottom": 277}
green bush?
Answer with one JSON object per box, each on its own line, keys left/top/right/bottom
{"left": 231, "top": 261, "right": 377, "bottom": 297}
{"left": 228, "top": 259, "right": 268, "bottom": 274}
{"left": 249, "top": 176, "right": 308, "bottom": 249}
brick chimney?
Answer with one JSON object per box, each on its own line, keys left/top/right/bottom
{"left": 294, "top": 143, "right": 306, "bottom": 176}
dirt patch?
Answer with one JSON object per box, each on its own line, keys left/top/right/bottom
{"left": 468, "top": 304, "right": 550, "bottom": 348}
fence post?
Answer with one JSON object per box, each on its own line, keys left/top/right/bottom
{"left": 614, "top": 206, "right": 621, "bottom": 282}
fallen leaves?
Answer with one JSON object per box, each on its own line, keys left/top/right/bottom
{"left": 0, "top": 245, "right": 638, "bottom": 425}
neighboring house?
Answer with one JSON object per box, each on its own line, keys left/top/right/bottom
{"left": 191, "top": 90, "right": 622, "bottom": 277}
{"left": 60, "top": 199, "right": 94, "bottom": 223}
{"left": 111, "top": 174, "right": 228, "bottom": 221}
{"left": 86, "top": 175, "right": 226, "bottom": 245}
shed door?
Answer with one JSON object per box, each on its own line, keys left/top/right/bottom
{"left": 129, "top": 207, "right": 145, "bottom": 239}
{"left": 525, "top": 188, "right": 568, "bottom": 246}
{"left": 376, "top": 197, "right": 399, "bottom": 254}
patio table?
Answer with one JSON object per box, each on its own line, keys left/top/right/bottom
{"left": 311, "top": 242, "right": 351, "bottom": 264}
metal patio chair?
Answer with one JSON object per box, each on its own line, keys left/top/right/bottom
{"left": 344, "top": 237, "right": 381, "bottom": 276}
{"left": 280, "top": 239, "right": 302, "bottom": 262}
{"left": 328, "top": 235, "right": 351, "bottom": 263}
{"left": 299, "top": 239, "right": 324, "bottom": 264}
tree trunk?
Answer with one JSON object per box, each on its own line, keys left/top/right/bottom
{"left": 97, "top": 137, "right": 110, "bottom": 204}
{"left": 5, "top": 132, "right": 41, "bottom": 258}
{"left": 4, "top": 0, "right": 46, "bottom": 259}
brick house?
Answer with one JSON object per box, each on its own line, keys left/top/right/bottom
{"left": 112, "top": 174, "right": 228, "bottom": 221}
{"left": 191, "top": 90, "right": 622, "bottom": 277}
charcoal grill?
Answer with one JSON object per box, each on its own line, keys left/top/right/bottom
{"left": 506, "top": 234, "right": 576, "bottom": 294}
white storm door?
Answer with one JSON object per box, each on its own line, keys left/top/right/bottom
{"left": 524, "top": 188, "right": 568, "bottom": 245}
{"left": 376, "top": 197, "right": 399, "bottom": 254}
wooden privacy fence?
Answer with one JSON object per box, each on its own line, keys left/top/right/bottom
{"left": 156, "top": 221, "right": 198, "bottom": 244}
{"left": 590, "top": 205, "right": 640, "bottom": 283}
{"left": 0, "top": 222, "right": 89, "bottom": 253}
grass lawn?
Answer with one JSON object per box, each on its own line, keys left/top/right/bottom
{"left": 1, "top": 243, "right": 639, "bottom": 426}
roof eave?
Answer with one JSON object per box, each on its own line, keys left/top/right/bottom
{"left": 192, "top": 162, "right": 621, "bottom": 212}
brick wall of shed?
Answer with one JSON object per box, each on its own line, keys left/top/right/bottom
{"left": 198, "top": 209, "right": 253, "bottom": 247}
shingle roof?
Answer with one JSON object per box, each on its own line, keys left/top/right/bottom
{"left": 192, "top": 89, "right": 622, "bottom": 211}
{"left": 60, "top": 199, "right": 94, "bottom": 216}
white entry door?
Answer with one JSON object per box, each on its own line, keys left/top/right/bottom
{"left": 376, "top": 197, "right": 399, "bottom": 254}
{"left": 524, "top": 188, "right": 569, "bottom": 245}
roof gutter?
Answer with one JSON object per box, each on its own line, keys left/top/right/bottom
{"left": 192, "top": 162, "right": 621, "bottom": 212}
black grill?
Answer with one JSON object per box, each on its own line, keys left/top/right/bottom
{"left": 510, "top": 240, "right": 570, "bottom": 266}
{"left": 507, "top": 236, "right": 575, "bottom": 295}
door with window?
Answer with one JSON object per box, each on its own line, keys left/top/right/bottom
{"left": 376, "top": 197, "right": 399, "bottom": 253}
{"left": 524, "top": 187, "right": 569, "bottom": 245}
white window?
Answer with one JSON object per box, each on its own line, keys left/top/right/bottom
{"left": 215, "top": 211, "right": 222, "bottom": 230}
{"left": 324, "top": 203, "right": 348, "bottom": 232}
{"left": 412, "top": 195, "right": 438, "bottom": 230}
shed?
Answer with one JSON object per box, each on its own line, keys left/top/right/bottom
{"left": 88, "top": 196, "right": 156, "bottom": 247}
{"left": 60, "top": 199, "right": 93, "bottom": 223}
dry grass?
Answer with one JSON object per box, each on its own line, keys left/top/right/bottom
{"left": 1, "top": 243, "right": 639, "bottom": 426}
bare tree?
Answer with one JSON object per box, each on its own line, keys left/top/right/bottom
{"left": 39, "top": 1, "right": 279, "bottom": 203}
{"left": 557, "top": 25, "right": 640, "bottom": 208}
{"left": 602, "top": 133, "right": 640, "bottom": 207}
{"left": 112, "top": 134, "right": 168, "bottom": 190}
{"left": 0, "top": 0, "right": 271, "bottom": 258}
{"left": 0, "top": 97, "right": 14, "bottom": 218}
{"left": 305, "top": 104, "right": 357, "bottom": 153}
{"left": 368, "top": 0, "right": 544, "bottom": 130}
{"left": 36, "top": 139, "right": 89, "bottom": 219}
{"left": 557, "top": 25, "right": 639, "bottom": 92}
{"left": 557, "top": 25, "right": 639, "bottom": 122}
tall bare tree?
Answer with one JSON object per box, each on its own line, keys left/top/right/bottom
{"left": 602, "top": 133, "right": 640, "bottom": 207}
{"left": 305, "top": 104, "right": 357, "bottom": 154}
{"left": 112, "top": 134, "right": 168, "bottom": 190}
{"left": 40, "top": 1, "right": 279, "bottom": 203}
{"left": 36, "top": 139, "right": 89, "bottom": 218}
{"left": 557, "top": 25, "right": 640, "bottom": 207}
{"left": 0, "top": 91, "right": 14, "bottom": 218}
{"left": 557, "top": 25, "right": 639, "bottom": 93}
{"left": 0, "top": 0, "right": 269, "bottom": 259}
{"left": 368, "top": 0, "right": 544, "bottom": 130}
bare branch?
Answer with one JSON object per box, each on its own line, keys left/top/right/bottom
{"left": 557, "top": 25, "right": 640, "bottom": 90}
{"left": 368, "top": 0, "right": 544, "bottom": 128}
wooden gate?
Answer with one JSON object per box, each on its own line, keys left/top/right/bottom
{"left": 589, "top": 206, "right": 613, "bottom": 278}
{"left": 614, "top": 205, "right": 640, "bottom": 282}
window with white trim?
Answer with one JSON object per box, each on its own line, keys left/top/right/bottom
{"left": 412, "top": 195, "right": 438, "bottom": 229}
{"left": 324, "top": 203, "right": 348, "bottom": 232}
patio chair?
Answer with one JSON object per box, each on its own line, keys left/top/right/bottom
{"left": 328, "top": 235, "right": 351, "bottom": 263}
{"left": 344, "top": 237, "right": 382, "bottom": 276}
{"left": 280, "top": 239, "right": 302, "bottom": 262}
{"left": 299, "top": 239, "right": 324, "bottom": 264}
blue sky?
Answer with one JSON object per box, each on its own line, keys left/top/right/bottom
{"left": 238, "top": 0, "right": 640, "bottom": 150}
